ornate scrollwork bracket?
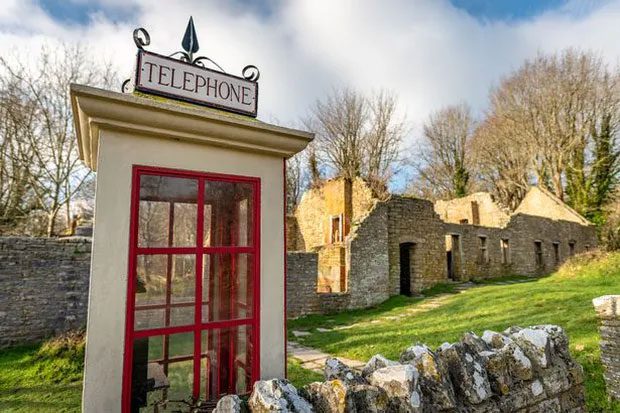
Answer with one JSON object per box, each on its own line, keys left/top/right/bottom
{"left": 122, "top": 16, "right": 260, "bottom": 92}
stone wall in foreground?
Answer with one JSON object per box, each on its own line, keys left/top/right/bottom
{"left": 593, "top": 295, "right": 620, "bottom": 401}
{"left": 0, "top": 236, "right": 91, "bottom": 348}
{"left": 214, "top": 324, "right": 586, "bottom": 413}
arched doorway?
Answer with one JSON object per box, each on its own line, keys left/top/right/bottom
{"left": 399, "top": 242, "right": 415, "bottom": 296}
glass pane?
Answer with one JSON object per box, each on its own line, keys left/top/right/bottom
{"left": 203, "top": 181, "right": 254, "bottom": 246}
{"left": 138, "top": 175, "right": 198, "bottom": 247}
{"left": 200, "top": 325, "right": 252, "bottom": 401}
{"left": 202, "top": 254, "right": 253, "bottom": 322}
{"left": 131, "top": 332, "right": 195, "bottom": 412}
{"left": 135, "top": 255, "right": 196, "bottom": 330}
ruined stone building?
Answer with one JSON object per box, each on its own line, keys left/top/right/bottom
{"left": 286, "top": 178, "right": 597, "bottom": 317}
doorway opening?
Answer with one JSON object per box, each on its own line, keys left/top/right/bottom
{"left": 445, "top": 234, "right": 461, "bottom": 281}
{"left": 399, "top": 242, "right": 415, "bottom": 296}
{"left": 123, "top": 166, "right": 260, "bottom": 412}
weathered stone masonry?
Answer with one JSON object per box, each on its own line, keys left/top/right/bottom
{"left": 287, "top": 179, "right": 598, "bottom": 317}
{"left": 0, "top": 236, "right": 91, "bottom": 348}
{"left": 216, "top": 324, "right": 586, "bottom": 412}
{"left": 593, "top": 295, "right": 620, "bottom": 401}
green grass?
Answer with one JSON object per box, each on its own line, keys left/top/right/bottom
{"left": 0, "top": 336, "right": 322, "bottom": 411}
{"left": 287, "top": 357, "right": 323, "bottom": 388}
{"left": 3, "top": 252, "right": 619, "bottom": 411}
{"left": 420, "top": 282, "right": 457, "bottom": 296}
{"left": 289, "top": 251, "right": 620, "bottom": 413}
{"left": 471, "top": 274, "right": 534, "bottom": 284}
{"left": 0, "top": 332, "right": 85, "bottom": 412}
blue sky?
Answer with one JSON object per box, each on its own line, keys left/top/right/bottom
{"left": 37, "top": 0, "right": 586, "bottom": 25}
{"left": 2, "top": 0, "right": 620, "bottom": 191}
{"left": 3, "top": 0, "right": 617, "bottom": 126}
{"left": 450, "top": 0, "right": 568, "bottom": 21}
{"left": 38, "top": 0, "right": 137, "bottom": 24}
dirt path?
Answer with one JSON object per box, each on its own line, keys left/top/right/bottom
{"left": 288, "top": 279, "right": 532, "bottom": 372}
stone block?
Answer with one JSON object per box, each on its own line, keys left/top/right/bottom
{"left": 248, "top": 379, "right": 313, "bottom": 413}
{"left": 368, "top": 365, "right": 422, "bottom": 412}
{"left": 400, "top": 344, "right": 456, "bottom": 410}
{"left": 362, "top": 354, "right": 399, "bottom": 379}
{"left": 324, "top": 358, "right": 367, "bottom": 386}
{"left": 437, "top": 342, "right": 492, "bottom": 405}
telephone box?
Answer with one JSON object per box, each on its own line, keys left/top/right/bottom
{"left": 71, "top": 84, "right": 312, "bottom": 411}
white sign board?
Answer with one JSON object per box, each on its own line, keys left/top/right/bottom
{"left": 134, "top": 50, "right": 258, "bottom": 117}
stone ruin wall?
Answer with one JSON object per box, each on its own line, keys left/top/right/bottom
{"left": 0, "top": 236, "right": 91, "bottom": 348}
{"left": 351, "top": 177, "right": 377, "bottom": 224}
{"left": 316, "top": 245, "right": 346, "bottom": 292}
{"left": 292, "top": 184, "right": 328, "bottom": 252}
{"left": 386, "top": 196, "right": 448, "bottom": 294}
{"left": 286, "top": 215, "right": 300, "bottom": 252}
{"left": 214, "top": 324, "right": 586, "bottom": 413}
{"left": 503, "top": 214, "right": 597, "bottom": 276}
{"left": 286, "top": 252, "right": 321, "bottom": 318}
{"left": 287, "top": 179, "right": 599, "bottom": 318}
{"left": 435, "top": 192, "right": 511, "bottom": 228}
{"left": 442, "top": 215, "right": 597, "bottom": 282}
{"left": 346, "top": 202, "right": 391, "bottom": 309}
{"left": 286, "top": 252, "right": 353, "bottom": 318}
{"left": 286, "top": 201, "right": 390, "bottom": 317}
{"left": 515, "top": 186, "right": 589, "bottom": 225}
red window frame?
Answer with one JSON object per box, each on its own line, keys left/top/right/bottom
{"left": 121, "top": 165, "right": 261, "bottom": 412}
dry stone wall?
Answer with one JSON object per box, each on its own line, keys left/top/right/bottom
{"left": 593, "top": 295, "right": 620, "bottom": 401}
{"left": 0, "top": 236, "right": 91, "bottom": 348}
{"left": 214, "top": 324, "right": 586, "bottom": 412}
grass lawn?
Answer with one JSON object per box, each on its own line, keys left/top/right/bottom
{"left": 288, "top": 251, "right": 620, "bottom": 412}
{"left": 2, "top": 252, "right": 619, "bottom": 412}
{"left": 0, "top": 333, "right": 84, "bottom": 412}
{"left": 0, "top": 339, "right": 320, "bottom": 412}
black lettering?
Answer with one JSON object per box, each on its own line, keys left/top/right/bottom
{"left": 158, "top": 65, "right": 170, "bottom": 86}
{"left": 170, "top": 68, "right": 183, "bottom": 89}
{"left": 195, "top": 75, "right": 206, "bottom": 93}
{"left": 206, "top": 78, "right": 218, "bottom": 97}
{"left": 143, "top": 62, "right": 158, "bottom": 82}
{"left": 230, "top": 84, "right": 241, "bottom": 103}
{"left": 182, "top": 71, "right": 194, "bottom": 92}
{"left": 241, "top": 86, "right": 252, "bottom": 105}
{"left": 218, "top": 81, "right": 231, "bottom": 100}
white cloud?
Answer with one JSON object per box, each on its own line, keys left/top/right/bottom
{"left": 2, "top": 0, "right": 620, "bottom": 142}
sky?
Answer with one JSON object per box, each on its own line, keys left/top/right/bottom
{"left": 1, "top": 0, "right": 620, "bottom": 146}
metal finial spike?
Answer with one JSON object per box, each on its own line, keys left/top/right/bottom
{"left": 182, "top": 16, "right": 199, "bottom": 56}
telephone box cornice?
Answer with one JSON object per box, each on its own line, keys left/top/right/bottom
{"left": 70, "top": 84, "right": 313, "bottom": 170}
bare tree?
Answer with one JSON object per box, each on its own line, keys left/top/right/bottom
{"left": 305, "top": 88, "right": 405, "bottom": 195}
{"left": 365, "top": 91, "right": 407, "bottom": 196}
{"left": 0, "top": 44, "right": 116, "bottom": 235}
{"left": 286, "top": 152, "right": 306, "bottom": 213}
{"left": 471, "top": 114, "right": 531, "bottom": 209}
{"left": 0, "top": 75, "right": 39, "bottom": 226}
{"left": 410, "top": 103, "right": 476, "bottom": 200}
{"left": 482, "top": 49, "right": 620, "bottom": 215}
{"left": 308, "top": 88, "right": 367, "bottom": 180}
{"left": 306, "top": 142, "right": 323, "bottom": 189}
